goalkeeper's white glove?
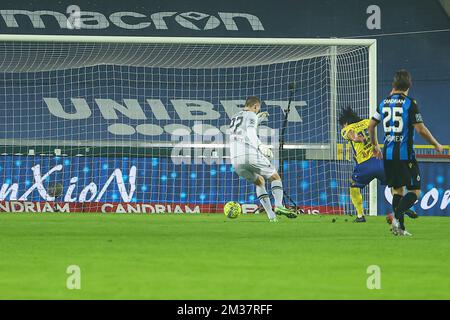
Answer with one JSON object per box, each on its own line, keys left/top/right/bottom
{"left": 258, "top": 144, "right": 273, "bottom": 159}
{"left": 257, "top": 111, "right": 269, "bottom": 124}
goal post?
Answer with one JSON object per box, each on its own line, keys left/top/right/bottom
{"left": 0, "top": 34, "right": 377, "bottom": 215}
{"left": 368, "top": 40, "right": 378, "bottom": 216}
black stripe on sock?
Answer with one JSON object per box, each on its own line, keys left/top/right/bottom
{"left": 271, "top": 186, "right": 283, "bottom": 191}
{"left": 257, "top": 194, "right": 269, "bottom": 200}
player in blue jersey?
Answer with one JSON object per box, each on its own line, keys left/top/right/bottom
{"left": 368, "top": 70, "right": 444, "bottom": 236}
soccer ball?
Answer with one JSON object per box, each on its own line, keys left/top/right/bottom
{"left": 224, "top": 201, "right": 242, "bottom": 219}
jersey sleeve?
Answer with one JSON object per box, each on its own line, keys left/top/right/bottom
{"left": 409, "top": 99, "right": 424, "bottom": 124}
{"left": 371, "top": 102, "right": 383, "bottom": 122}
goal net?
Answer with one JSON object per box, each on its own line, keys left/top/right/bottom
{"left": 0, "top": 35, "right": 377, "bottom": 215}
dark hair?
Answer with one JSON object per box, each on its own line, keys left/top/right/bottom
{"left": 338, "top": 106, "right": 361, "bottom": 127}
{"left": 245, "top": 96, "right": 261, "bottom": 108}
{"left": 392, "top": 69, "right": 412, "bottom": 91}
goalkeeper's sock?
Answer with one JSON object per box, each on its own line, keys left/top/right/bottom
{"left": 270, "top": 180, "right": 284, "bottom": 208}
{"left": 350, "top": 187, "right": 364, "bottom": 218}
{"left": 257, "top": 185, "right": 276, "bottom": 220}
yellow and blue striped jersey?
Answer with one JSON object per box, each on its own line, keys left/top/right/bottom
{"left": 340, "top": 119, "right": 374, "bottom": 164}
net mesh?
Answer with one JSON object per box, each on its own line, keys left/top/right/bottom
{"left": 0, "top": 39, "right": 371, "bottom": 214}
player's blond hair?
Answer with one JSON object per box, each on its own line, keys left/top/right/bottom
{"left": 245, "top": 96, "right": 261, "bottom": 108}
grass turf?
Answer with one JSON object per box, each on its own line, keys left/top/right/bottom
{"left": 0, "top": 213, "right": 449, "bottom": 299}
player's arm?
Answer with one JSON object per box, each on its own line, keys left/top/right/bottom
{"left": 257, "top": 111, "right": 269, "bottom": 125}
{"left": 413, "top": 123, "right": 443, "bottom": 153}
{"left": 247, "top": 126, "right": 262, "bottom": 148}
{"left": 368, "top": 108, "right": 382, "bottom": 159}
{"left": 345, "top": 129, "right": 365, "bottom": 143}
{"left": 247, "top": 113, "right": 273, "bottom": 158}
{"left": 410, "top": 100, "right": 443, "bottom": 153}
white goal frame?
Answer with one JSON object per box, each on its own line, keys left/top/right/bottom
{"left": 0, "top": 34, "right": 378, "bottom": 215}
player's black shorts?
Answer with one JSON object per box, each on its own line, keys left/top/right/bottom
{"left": 384, "top": 159, "right": 421, "bottom": 190}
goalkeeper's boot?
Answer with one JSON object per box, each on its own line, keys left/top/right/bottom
{"left": 275, "top": 206, "right": 297, "bottom": 219}
{"left": 354, "top": 215, "right": 366, "bottom": 223}
{"left": 269, "top": 217, "right": 279, "bottom": 223}
{"left": 404, "top": 209, "right": 418, "bottom": 219}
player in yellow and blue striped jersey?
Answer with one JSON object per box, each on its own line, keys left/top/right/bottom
{"left": 339, "top": 106, "right": 386, "bottom": 222}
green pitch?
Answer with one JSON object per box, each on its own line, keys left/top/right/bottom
{"left": 0, "top": 213, "right": 449, "bottom": 300}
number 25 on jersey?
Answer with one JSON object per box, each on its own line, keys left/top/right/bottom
{"left": 382, "top": 107, "right": 403, "bottom": 133}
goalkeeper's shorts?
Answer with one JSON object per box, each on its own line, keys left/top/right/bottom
{"left": 231, "top": 154, "right": 276, "bottom": 183}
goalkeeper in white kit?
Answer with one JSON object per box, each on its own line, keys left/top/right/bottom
{"left": 229, "top": 96, "right": 297, "bottom": 222}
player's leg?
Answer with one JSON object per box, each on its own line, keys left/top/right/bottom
{"left": 394, "top": 187, "right": 420, "bottom": 236}
{"left": 349, "top": 161, "right": 366, "bottom": 221}
{"left": 252, "top": 155, "right": 296, "bottom": 219}
{"left": 232, "top": 160, "right": 277, "bottom": 222}
{"left": 374, "top": 157, "right": 418, "bottom": 221}
{"left": 268, "top": 172, "right": 297, "bottom": 218}
{"left": 396, "top": 189, "right": 420, "bottom": 217}
{"left": 350, "top": 158, "right": 385, "bottom": 222}
{"left": 391, "top": 186, "right": 406, "bottom": 233}
{"left": 394, "top": 162, "right": 418, "bottom": 219}
{"left": 383, "top": 159, "right": 405, "bottom": 234}
{"left": 350, "top": 186, "right": 365, "bottom": 221}
{"left": 391, "top": 189, "right": 418, "bottom": 236}
{"left": 375, "top": 158, "right": 417, "bottom": 219}
{"left": 393, "top": 159, "right": 422, "bottom": 234}
{"left": 395, "top": 189, "right": 421, "bottom": 216}
{"left": 392, "top": 186, "right": 417, "bottom": 236}
{"left": 404, "top": 206, "right": 419, "bottom": 219}
{"left": 369, "top": 157, "right": 414, "bottom": 225}
{"left": 254, "top": 175, "right": 277, "bottom": 222}
{"left": 268, "top": 172, "right": 283, "bottom": 207}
